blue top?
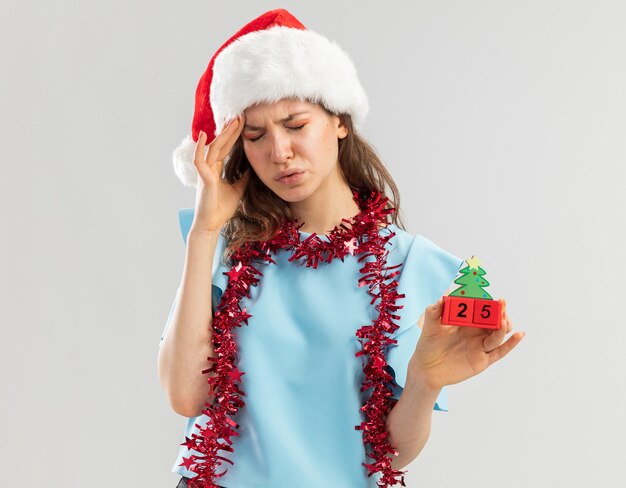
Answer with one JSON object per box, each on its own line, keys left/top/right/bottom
{"left": 160, "top": 208, "right": 464, "bottom": 488}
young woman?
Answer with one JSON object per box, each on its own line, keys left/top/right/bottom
{"left": 158, "top": 9, "right": 524, "bottom": 488}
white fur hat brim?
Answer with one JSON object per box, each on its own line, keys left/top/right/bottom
{"left": 211, "top": 26, "right": 368, "bottom": 136}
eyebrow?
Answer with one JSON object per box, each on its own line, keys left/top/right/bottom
{"left": 244, "top": 112, "right": 309, "bottom": 131}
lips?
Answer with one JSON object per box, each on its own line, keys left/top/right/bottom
{"left": 276, "top": 171, "right": 305, "bottom": 185}
{"left": 275, "top": 169, "right": 304, "bottom": 181}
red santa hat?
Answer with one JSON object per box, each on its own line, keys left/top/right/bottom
{"left": 172, "top": 8, "right": 370, "bottom": 187}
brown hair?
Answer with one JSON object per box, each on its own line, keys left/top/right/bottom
{"left": 220, "top": 103, "right": 406, "bottom": 264}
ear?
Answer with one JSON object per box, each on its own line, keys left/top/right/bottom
{"left": 335, "top": 115, "right": 348, "bottom": 139}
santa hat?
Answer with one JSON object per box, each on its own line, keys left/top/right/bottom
{"left": 172, "top": 8, "right": 369, "bottom": 187}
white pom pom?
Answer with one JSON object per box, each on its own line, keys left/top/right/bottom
{"left": 172, "top": 135, "right": 199, "bottom": 187}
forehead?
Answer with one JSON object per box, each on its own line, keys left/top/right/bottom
{"left": 243, "top": 98, "right": 321, "bottom": 119}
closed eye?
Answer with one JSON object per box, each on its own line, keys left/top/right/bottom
{"left": 248, "top": 125, "right": 305, "bottom": 143}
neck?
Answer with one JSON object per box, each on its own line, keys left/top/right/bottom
{"left": 289, "top": 176, "right": 360, "bottom": 235}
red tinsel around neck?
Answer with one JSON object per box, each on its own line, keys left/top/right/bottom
{"left": 180, "top": 189, "right": 409, "bottom": 488}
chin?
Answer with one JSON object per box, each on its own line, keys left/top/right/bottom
{"left": 271, "top": 184, "right": 314, "bottom": 204}
{"left": 275, "top": 189, "right": 308, "bottom": 203}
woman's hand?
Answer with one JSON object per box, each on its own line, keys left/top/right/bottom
{"left": 408, "top": 298, "right": 524, "bottom": 391}
{"left": 191, "top": 115, "right": 251, "bottom": 234}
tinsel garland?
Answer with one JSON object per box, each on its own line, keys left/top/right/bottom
{"left": 180, "top": 189, "right": 409, "bottom": 487}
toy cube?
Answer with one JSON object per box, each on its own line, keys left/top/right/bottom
{"left": 442, "top": 296, "right": 474, "bottom": 326}
{"left": 472, "top": 299, "right": 502, "bottom": 330}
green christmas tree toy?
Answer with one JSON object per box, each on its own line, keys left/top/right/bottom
{"left": 441, "top": 255, "right": 502, "bottom": 329}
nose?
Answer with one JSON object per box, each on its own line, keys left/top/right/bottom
{"left": 270, "top": 131, "right": 293, "bottom": 164}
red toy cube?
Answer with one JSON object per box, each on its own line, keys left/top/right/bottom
{"left": 472, "top": 298, "right": 501, "bottom": 329}
{"left": 442, "top": 296, "right": 474, "bottom": 326}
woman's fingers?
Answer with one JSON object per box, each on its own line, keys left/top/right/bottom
{"left": 482, "top": 315, "right": 509, "bottom": 352}
{"left": 482, "top": 298, "right": 524, "bottom": 365}
{"left": 193, "top": 131, "right": 211, "bottom": 179}
{"left": 206, "top": 115, "right": 245, "bottom": 165}
{"left": 193, "top": 130, "right": 207, "bottom": 165}
{"left": 221, "top": 115, "right": 246, "bottom": 158}
{"left": 192, "top": 116, "right": 245, "bottom": 186}
{"left": 487, "top": 331, "right": 525, "bottom": 366}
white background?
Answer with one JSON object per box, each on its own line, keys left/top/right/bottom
{"left": 1, "top": 1, "right": 624, "bottom": 487}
